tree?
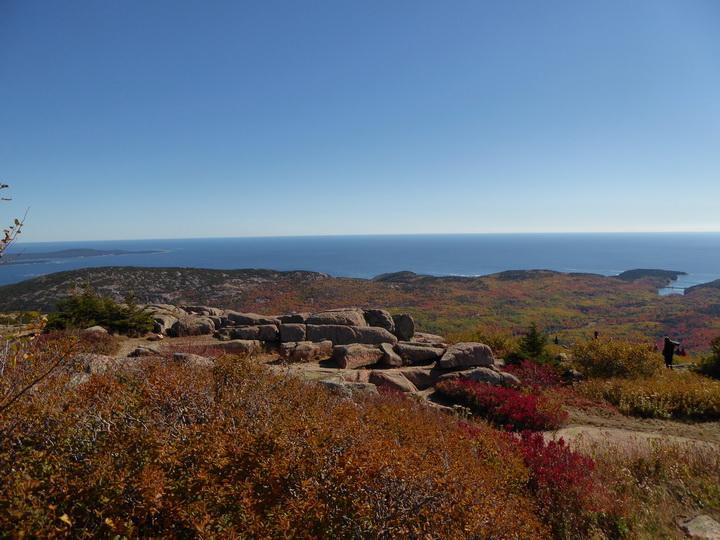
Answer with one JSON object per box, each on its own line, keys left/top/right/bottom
{"left": 519, "top": 322, "right": 548, "bottom": 359}
{"left": 0, "top": 184, "right": 24, "bottom": 262}
{"left": 46, "top": 286, "right": 155, "bottom": 336}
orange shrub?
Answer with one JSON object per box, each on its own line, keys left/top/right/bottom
{"left": 0, "top": 350, "right": 549, "bottom": 538}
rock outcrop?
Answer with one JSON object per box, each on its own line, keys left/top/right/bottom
{"left": 72, "top": 303, "right": 520, "bottom": 399}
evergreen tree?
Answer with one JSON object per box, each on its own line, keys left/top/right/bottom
{"left": 519, "top": 322, "right": 548, "bottom": 359}
{"left": 46, "top": 286, "right": 155, "bottom": 336}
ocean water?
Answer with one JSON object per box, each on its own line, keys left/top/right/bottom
{"left": 2, "top": 233, "right": 720, "bottom": 294}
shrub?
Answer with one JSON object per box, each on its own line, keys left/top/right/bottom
{"left": 35, "top": 329, "right": 120, "bottom": 356}
{"left": 447, "top": 324, "right": 517, "bottom": 357}
{"left": 460, "top": 424, "right": 625, "bottom": 539}
{"left": 0, "top": 351, "right": 550, "bottom": 538}
{"left": 695, "top": 335, "right": 720, "bottom": 380}
{"left": 0, "top": 330, "right": 76, "bottom": 416}
{"left": 46, "top": 286, "right": 154, "bottom": 336}
{"left": 570, "top": 338, "right": 661, "bottom": 379}
{"left": 503, "top": 323, "right": 557, "bottom": 366}
{"left": 512, "top": 431, "right": 625, "bottom": 539}
{"left": 578, "top": 369, "right": 720, "bottom": 419}
{"left": 504, "top": 359, "right": 563, "bottom": 389}
{"left": 436, "top": 379, "right": 568, "bottom": 431}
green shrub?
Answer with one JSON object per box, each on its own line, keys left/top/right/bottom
{"left": 46, "top": 286, "right": 154, "bottom": 337}
{"left": 570, "top": 338, "right": 661, "bottom": 379}
{"left": 695, "top": 335, "right": 720, "bottom": 380}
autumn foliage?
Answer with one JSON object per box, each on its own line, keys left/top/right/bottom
{"left": 0, "top": 339, "right": 550, "bottom": 538}
{"left": 436, "top": 379, "right": 568, "bottom": 431}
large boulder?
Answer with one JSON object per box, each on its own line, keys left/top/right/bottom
{"left": 215, "top": 339, "right": 263, "bottom": 356}
{"left": 306, "top": 324, "right": 356, "bottom": 345}
{"left": 306, "top": 325, "right": 397, "bottom": 346}
{"left": 226, "top": 311, "right": 281, "bottom": 326}
{"left": 319, "top": 379, "right": 378, "bottom": 398}
{"left": 412, "top": 332, "right": 445, "bottom": 344}
{"left": 395, "top": 342, "right": 446, "bottom": 365}
{"left": 279, "top": 340, "right": 334, "bottom": 362}
{"left": 392, "top": 314, "right": 415, "bottom": 340}
{"left": 398, "top": 366, "right": 444, "bottom": 391}
{"left": 337, "top": 370, "right": 371, "bottom": 384}
{"left": 377, "top": 342, "right": 403, "bottom": 368}
{"left": 306, "top": 309, "right": 368, "bottom": 327}
{"left": 151, "top": 313, "right": 180, "bottom": 335}
{"left": 437, "top": 342, "right": 495, "bottom": 369}
{"left": 333, "top": 344, "right": 384, "bottom": 369}
{"left": 459, "top": 367, "right": 506, "bottom": 387}
{"left": 363, "top": 309, "right": 395, "bottom": 333}
{"left": 145, "top": 303, "right": 186, "bottom": 316}
{"left": 368, "top": 371, "right": 418, "bottom": 394}
{"left": 231, "top": 324, "right": 279, "bottom": 342}
{"left": 278, "top": 313, "right": 310, "bottom": 324}
{"left": 183, "top": 305, "right": 224, "bottom": 317}
{"left": 170, "top": 316, "right": 216, "bottom": 336}
{"left": 353, "top": 327, "right": 398, "bottom": 346}
{"left": 279, "top": 323, "right": 306, "bottom": 343}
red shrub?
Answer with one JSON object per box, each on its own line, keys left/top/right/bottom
{"left": 437, "top": 379, "right": 567, "bottom": 431}
{"left": 512, "top": 431, "right": 620, "bottom": 538}
{"left": 460, "top": 424, "right": 622, "bottom": 539}
{"left": 504, "top": 359, "right": 563, "bottom": 389}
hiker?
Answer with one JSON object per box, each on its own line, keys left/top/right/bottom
{"left": 662, "top": 336, "right": 680, "bottom": 368}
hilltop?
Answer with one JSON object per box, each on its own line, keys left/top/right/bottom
{"left": 1, "top": 265, "right": 719, "bottom": 352}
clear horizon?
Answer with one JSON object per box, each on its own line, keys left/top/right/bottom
{"left": 2, "top": 1, "right": 719, "bottom": 242}
{"left": 11, "top": 230, "right": 720, "bottom": 248}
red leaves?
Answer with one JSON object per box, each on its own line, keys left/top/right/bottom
{"left": 437, "top": 379, "right": 568, "bottom": 431}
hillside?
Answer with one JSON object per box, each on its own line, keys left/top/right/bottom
{"left": 1, "top": 265, "right": 719, "bottom": 352}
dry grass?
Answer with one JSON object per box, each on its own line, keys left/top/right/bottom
{"left": 578, "top": 370, "right": 720, "bottom": 419}
{"left": 568, "top": 434, "right": 720, "bottom": 539}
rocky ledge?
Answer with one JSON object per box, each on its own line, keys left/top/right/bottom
{"left": 74, "top": 305, "right": 534, "bottom": 400}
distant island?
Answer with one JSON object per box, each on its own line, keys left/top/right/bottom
{"left": 7, "top": 249, "right": 163, "bottom": 265}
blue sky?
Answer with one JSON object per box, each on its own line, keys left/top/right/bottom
{"left": 2, "top": 1, "right": 719, "bottom": 242}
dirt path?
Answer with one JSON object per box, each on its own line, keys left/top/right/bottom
{"left": 544, "top": 405, "right": 720, "bottom": 451}
{"left": 547, "top": 424, "right": 720, "bottom": 451}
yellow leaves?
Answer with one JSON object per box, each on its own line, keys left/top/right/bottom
{"left": 580, "top": 369, "right": 720, "bottom": 419}
{"left": 58, "top": 514, "right": 72, "bottom": 526}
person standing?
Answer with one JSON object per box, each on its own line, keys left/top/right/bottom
{"left": 662, "top": 336, "right": 680, "bottom": 368}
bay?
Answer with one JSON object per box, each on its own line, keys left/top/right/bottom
{"left": 2, "top": 233, "right": 719, "bottom": 294}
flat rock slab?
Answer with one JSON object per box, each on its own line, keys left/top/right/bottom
{"left": 681, "top": 515, "right": 720, "bottom": 539}
{"left": 437, "top": 342, "right": 495, "bottom": 369}
{"left": 306, "top": 309, "right": 367, "bottom": 327}
{"left": 333, "top": 344, "right": 384, "bottom": 369}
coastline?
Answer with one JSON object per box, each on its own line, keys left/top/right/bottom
{"left": 2, "top": 233, "right": 720, "bottom": 290}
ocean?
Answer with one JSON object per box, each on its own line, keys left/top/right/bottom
{"left": 2, "top": 233, "right": 720, "bottom": 294}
